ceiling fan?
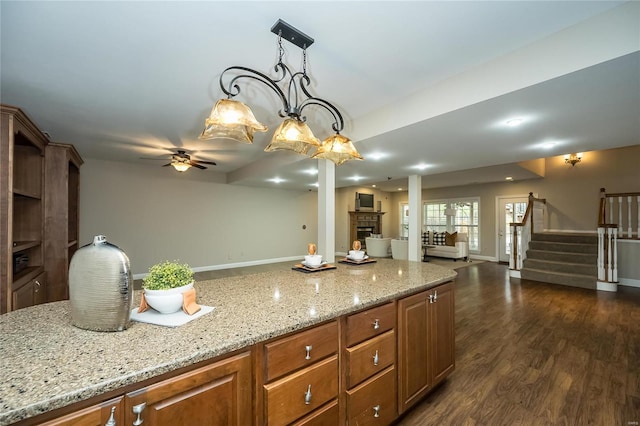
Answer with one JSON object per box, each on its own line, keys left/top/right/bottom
{"left": 141, "top": 150, "right": 216, "bottom": 172}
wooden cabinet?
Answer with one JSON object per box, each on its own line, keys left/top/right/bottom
{"left": 125, "top": 351, "right": 252, "bottom": 426}
{"left": 343, "top": 302, "right": 397, "bottom": 425}
{"left": 397, "top": 282, "right": 455, "bottom": 414}
{"left": 44, "top": 142, "right": 83, "bottom": 302}
{"left": 12, "top": 271, "right": 46, "bottom": 310}
{"left": 1, "top": 105, "right": 47, "bottom": 314}
{"left": 39, "top": 396, "right": 123, "bottom": 426}
{"left": 261, "top": 321, "right": 339, "bottom": 425}
{"left": 348, "top": 211, "right": 384, "bottom": 249}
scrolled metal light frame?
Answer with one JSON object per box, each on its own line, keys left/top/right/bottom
{"left": 218, "top": 27, "right": 345, "bottom": 136}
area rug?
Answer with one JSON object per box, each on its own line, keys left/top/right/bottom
{"left": 426, "top": 258, "right": 485, "bottom": 270}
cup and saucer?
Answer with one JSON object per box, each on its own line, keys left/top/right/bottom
{"left": 303, "top": 254, "right": 327, "bottom": 269}
{"left": 347, "top": 250, "right": 369, "bottom": 262}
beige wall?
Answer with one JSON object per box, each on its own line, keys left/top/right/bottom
{"left": 386, "top": 145, "right": 640, "bottom": 280}
{"left": 80, "top": 159, "right": 318, "bottom": 275}
{"left": 80, "top": 145, "right": 639, "bottom": 280}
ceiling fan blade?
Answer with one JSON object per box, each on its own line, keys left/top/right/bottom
{"left": 194, "top": 160, "right": 217, "bottom": 166}
{"left": 162, "top": 163, "right": 171, "bottom": 167}
{"left": 191, "top": 163, "right": 207, "bottom": 170}
{"left": 140, "top": 156, "right": 171, "bottom": 160}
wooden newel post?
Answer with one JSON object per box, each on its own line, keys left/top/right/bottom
{"left": 599, "top": 187, "right": 606, "bottom": 226}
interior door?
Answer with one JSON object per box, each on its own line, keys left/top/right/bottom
{"left": 497, "top": 197, "right": 528, "bottom": 263}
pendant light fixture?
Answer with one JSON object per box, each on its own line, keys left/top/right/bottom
{"left": 199, "top": 19, "right": 363, "bottom": 165}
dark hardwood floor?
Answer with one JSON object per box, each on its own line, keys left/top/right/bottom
{"left": 397, "top": 261, "right": 640, "bottom": 425}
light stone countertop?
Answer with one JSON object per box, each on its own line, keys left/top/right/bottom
{"left": 0, "top": 258, "right": 456, "bottom": 425}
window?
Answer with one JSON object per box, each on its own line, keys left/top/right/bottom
{"left": 423, "top": 198, "right": 480, "bottom": 251}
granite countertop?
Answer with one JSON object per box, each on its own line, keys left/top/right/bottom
{"left": 0, "top": 258, "right": 456, "bottom": 425}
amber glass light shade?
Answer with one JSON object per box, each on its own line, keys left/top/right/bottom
{"left": 264, "top": 118, "right": 321, "bottom": 154}
{"left": 199, "top": 99, "right": 268, "bottom": 143}
{"left": 311, "top": 133, "right": 363, "bottom": 165}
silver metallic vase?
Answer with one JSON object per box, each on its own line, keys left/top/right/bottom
{"left": 69, "top": 235, "right": 133, "bottom": 331}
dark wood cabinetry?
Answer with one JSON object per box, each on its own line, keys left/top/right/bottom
{"left": 397, "top": 282, "right": 455, "bottom": 414}
{"left": 44, "top": 142, "right": 83, "bottom": 302}
{"left": 1, "top": 105, "right": 47, "bottom": 314}
{"left": 1, "top": 105, "right": 82, "bottom": 312}
{"left": 348, "top": 211, "right": 385, "bottom": 249}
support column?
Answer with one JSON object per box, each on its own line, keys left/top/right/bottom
{"left": 318, "top": 160, "right": 335, "bottom": 263}
{"left": 408, "top": 175, "right": 422, "bottom": 262}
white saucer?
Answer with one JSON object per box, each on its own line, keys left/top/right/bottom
{"left": 302, "top": 261, "right": 327, "bottom": 269}
{"left": 346, "top": 255, "right": 369, "bottom": 261}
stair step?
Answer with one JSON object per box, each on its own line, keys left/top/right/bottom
{"left": 520, "top": 268, "right": 596, "bottom": 290}
{"left": 531, "top": 232, "right": 598, "bottom": 244}
{"left": 522, "top": 258, "right": 597, "bottom": 275}
{"left": 526, "top": 249, "right": 597, "bottom": 264}
{"left": 528, "top": 240, "right": 597, "bottom": 254}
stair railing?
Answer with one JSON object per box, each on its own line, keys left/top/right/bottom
{"left": 597, "top": 188, "right": 640, "bottom": 283}
{"left": 509, "top": 192, "right": 546, "bottom": 271}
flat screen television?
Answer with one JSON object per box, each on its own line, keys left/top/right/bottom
{"left": 356, "top": 192, "right": 374, "bottom": 210}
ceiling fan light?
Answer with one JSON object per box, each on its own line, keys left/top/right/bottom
{"left": 311, "top": 133, "right": 363, "bottom": 165}
{"left": 264, "top": 118, "right": 321, "bottom": 155}
{"left": 171, "top": 161, "right": 192, "bottom": 172}
{"left": 199, "top": 99, "right": 267, "bottom": 143}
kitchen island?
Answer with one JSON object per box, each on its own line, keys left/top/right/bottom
{"left": 0, "top": 258, "right": 456, "bottom": 425}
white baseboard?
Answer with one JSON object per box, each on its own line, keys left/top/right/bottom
{"left": 597, "top": 281, "right": 618, "bottom": 292}
{"left": 619, "top": 277, "right": 640, "bottom": 288}
{"left": 509, "top": 270, "right": 521, "bottom": 278}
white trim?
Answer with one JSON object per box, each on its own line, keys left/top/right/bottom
{"left": 544, "top": 229, "right": 598, "bottom": 234}
{"left": 495, "top": 194, "right": 531, "bottom": 263}
{"left": 597, "top": 281, "right": 618, "bottom": 292}
{"left": 618, "top": 238, "right": 640, "bottom": 244}
{"left": 619, "top": 277, "right": 640, "bottom": 288}
{"left": 133, "top": 256, "right": 301, "bottom": 280}
{"left": 509, "top": 269, "right": 521, "bottom": 279}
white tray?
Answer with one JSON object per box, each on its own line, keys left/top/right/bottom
{"left": 130, "top": 305, "right": 215, "bottom": 327}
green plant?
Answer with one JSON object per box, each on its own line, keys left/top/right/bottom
{"left": 142, "top": 260, "right": 194, "bottom": 290}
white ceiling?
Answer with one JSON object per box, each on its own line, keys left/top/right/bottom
{"left": 1, "top": 1, "right": 639, "bottom": 192}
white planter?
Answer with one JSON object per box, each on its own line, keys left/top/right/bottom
{"left": 144, "top": 282, "right": 194, "bottom": 314}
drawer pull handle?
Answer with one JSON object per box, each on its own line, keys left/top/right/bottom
{"left": 373, "top": 404, "right": 380, "bottom": 418}
{"left": 132, "top": 402, "right": 146, "bottom": 425}
{"left": 429, "top": 294, "right": 434, "bottom": 304}
{"left": 373, "top": 350, "right": 379, "bottom": 366}
{"left": 304, "top": 384, "right": 312, "bottom": 405}
{"left": 433, "top": 290, "right": 438, "bottom": 302}
{"left": 305, "top": 345, "right": 312, "bottom": 360}
{"left": 373, "top": 319, "right": 380, "bottom": 330}
{"left": 105, "top": 406, "right": 117, "bottom": 426}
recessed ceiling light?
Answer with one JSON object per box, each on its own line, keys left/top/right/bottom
{"left": 505, "top": 176, "right": 514, "bottom": 181}
{"left": 368, "top": 152, "right": 386, "bottom": 161}
{"left": 268, "top": 177, "right": 285, "bottom": 184}
{"left": 397, "top": 187, "right": 403, "bottom": 191}
{"left": 349, "top": 175, "right": 363, "bottom": 181}
{"left": 411, "top": 163, "right": 430, "bottom": 171}
{"left": 311, "top": 182, "right": 319, "bottom": 187}
{"left": 541, "top": 141, "right": 557, "bottom": 149}
{"left": 304, "top": 168, "right": 318, "bottom": 175}
{"left": 506, "top": 118, "right": 523, "bottom": 127}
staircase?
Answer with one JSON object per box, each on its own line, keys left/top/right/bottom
{"left": 520, "top": 233, "right": 598, "bottom": 290}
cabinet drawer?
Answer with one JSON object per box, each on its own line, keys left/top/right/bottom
{"left": 346, "top": 330, "right": 395, "bottom": 388}
{"left": 291, "top": 400, "right": 339, "bottom": 426}
{"left": 346, "top": 366, "right": 397, "bottom": 426}
{"left": 264, "top": 355, "right": 338, "bottom": 426}
{"left": 265, "top": 321, "right": 337, "bottom": 381}
{"left": 346, "top": 302, "right": 395, "bottom": 346}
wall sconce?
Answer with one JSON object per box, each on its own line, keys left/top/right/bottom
{"left": 564, "top": 152, "right": 583, "bottom": 166}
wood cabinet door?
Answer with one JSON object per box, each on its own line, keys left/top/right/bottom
{"left": 290, "top": 400, "right": 339, "bottom": 426}
{"left": 39, "top": 397, "right": 123, "bottom": 426}
{"left": 397, "top": 290, "right": 430, "bottom": 414}
{"left": 346, "top": 366, "right": 396, "bottom": 425}
{"left": 264, "top": 355, "right": 338, "bottom": 426}
{"left": 12, "top": 280, "right": 34, "bottom": 310}
{"left": 125, "top": 351, "right": 252, "bottom": 426}
{"left": 430, "top": 282, "right": 455, "bottom": 386}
